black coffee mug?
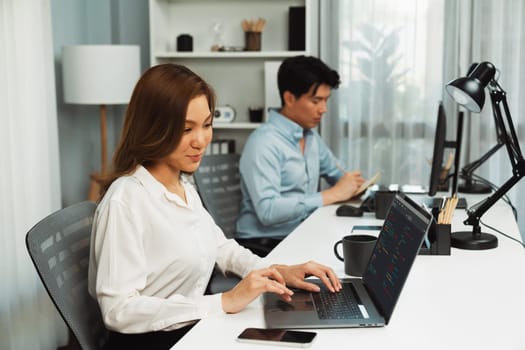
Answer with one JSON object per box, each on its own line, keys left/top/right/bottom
{"left": 374, "top": 190, "right": 397, "bottom": 219}
{"left": 334, "top": 234, "right": 377, "bottom": 277}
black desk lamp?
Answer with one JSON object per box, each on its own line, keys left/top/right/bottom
{"left": 445, "top": 61, "right": 525, "bottom": 250}
{"left": 456, "top": 63, "right": 502, "bottom": 194}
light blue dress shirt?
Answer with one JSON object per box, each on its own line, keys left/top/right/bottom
{"left": 236, "top": 109, "right": 343, "bottom": 239}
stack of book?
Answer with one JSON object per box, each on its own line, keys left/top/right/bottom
{"left": 206, "top": 139, "right": 236, "bottom": 155}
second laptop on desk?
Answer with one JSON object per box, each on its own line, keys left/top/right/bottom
{"left": 422, "top": 196, "right": 467, "bottom": 209}
{"left": 263, "top": 194, "right": 432, "bottom": 329}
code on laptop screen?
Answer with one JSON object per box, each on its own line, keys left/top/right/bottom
{"left": 363, "top": 195, "right": 430, "bottom": 323}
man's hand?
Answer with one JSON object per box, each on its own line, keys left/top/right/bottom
{"left": 323, "top": 171, "right": 365, "bottom": 204}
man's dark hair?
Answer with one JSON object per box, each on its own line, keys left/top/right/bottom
{"left": 277, "top": 55, "right": 340, "bottom": 105}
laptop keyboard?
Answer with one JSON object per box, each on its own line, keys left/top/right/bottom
{"left": 312, "top": 283, "right": 363, "bottom": 319}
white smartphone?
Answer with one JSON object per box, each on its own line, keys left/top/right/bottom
{"left": 236, "top": 328, "right": 317, "bottom": 348}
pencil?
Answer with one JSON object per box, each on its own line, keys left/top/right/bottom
{"left": 336, "top": 164, "right": 346, "bottom": 173}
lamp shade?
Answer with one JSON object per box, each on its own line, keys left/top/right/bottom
{"left": 445, "top": 61, "right": 496, "bottom": 113}
{"left": 62, "top": 45, "right": 140, "bottom": 105}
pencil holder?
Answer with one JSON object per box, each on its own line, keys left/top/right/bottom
{"left": 419, "top": 222, "right": 451, "bottom": 255}
{"left": 245, "top": 32, "right": 261, "bottom": 51}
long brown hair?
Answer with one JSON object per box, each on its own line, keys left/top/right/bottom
{"left": 100, "top": 63, "right": 215, "bottom": 197}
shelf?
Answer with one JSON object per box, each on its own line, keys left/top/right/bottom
{"left": 154, "top": 51, "right": 307, "bottom": 59}
{"left": 213, "top": 122, "right": 261, "bottom": 129}
{"left": 149, "top": 0, "right": 315, "bottom": 152}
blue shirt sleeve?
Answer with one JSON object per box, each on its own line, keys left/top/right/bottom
{"left": 316, "top": 131, "right": 344, "bottom": 185}
{"left": 239, "top": 133, "right": 323, "bottom": 227}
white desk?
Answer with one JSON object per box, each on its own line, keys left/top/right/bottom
{"left": 173, "top": 197, "right": 525, "bottom": 349}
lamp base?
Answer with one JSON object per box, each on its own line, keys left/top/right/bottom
{"left": 451, "top": 230, "right": 498, "bottom": 250}
{"left": 88, "top": 173, "right": 104, "bottom": 202}
{"left": 458, "top": 180, "right": 492, "bottom": 194}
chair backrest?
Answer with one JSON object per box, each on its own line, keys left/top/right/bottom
{"left": 193, "top": 154, "right": 242, "bottom": 238}
{"left": 25, "top": 201, "right": 108, "bottom": 350}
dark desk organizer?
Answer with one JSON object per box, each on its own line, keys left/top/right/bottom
{"left": 370, "top": 190, "right": 451, "bottom": 255}
{"left": 419, "top": 219, "right": 451, "bottom": 255}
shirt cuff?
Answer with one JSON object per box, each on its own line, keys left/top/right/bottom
{"left": 252, "top": 256, "right": 271, "bottom": 270}
{"left": 303, "top": 192, "right": 323, "bottom": 210}
{"left": 195, "top": 293, "right": 224, "bottom": 317}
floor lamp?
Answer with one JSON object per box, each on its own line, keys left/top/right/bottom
{"left": 62, "top": 45, "right": 140, "bottom": 201}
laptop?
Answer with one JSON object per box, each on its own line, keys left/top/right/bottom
{"left": 263, "top": 194, "right": 432, "bottom": 328}
{"left": 422, "top": 196, "right": 467, "bottom": 210}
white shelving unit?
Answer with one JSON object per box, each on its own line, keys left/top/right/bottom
{"left": 153, "top": 51, "right": 307, "bottom": 59}
{"left": 149, "top": 0, "right": 318, "bottom": 152}
{"left": 213, "top": 122, "right": 261, "bottom": 129}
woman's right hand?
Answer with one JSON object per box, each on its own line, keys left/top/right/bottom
{"left": 221, "top": 267, "right": 294, "bottom": 314}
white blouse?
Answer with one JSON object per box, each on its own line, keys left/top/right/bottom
{"left": 88, "top": 166, "right": 266, "bottom": 333}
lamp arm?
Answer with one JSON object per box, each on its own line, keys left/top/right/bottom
{"left": 460, "top": 87, "right": 508, "bottom": 179}
{"left": 496, "top": 84, "right": 524, "bottom": 161}
{"left": 464, "top": 83, "right": 525, "bottom": 229}
{"left": 460, "top": 142, "right": 504, "bottom": 178}
{"left": 464, "top": 168, "right": 524, "bottom": 228}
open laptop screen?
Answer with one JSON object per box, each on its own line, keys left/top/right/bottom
{"left": 362, "top": 195, "right": 431, "bottom": 324}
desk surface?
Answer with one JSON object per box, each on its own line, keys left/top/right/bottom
{"left": 173, "top": 196, "right": 525, "bottom": 349}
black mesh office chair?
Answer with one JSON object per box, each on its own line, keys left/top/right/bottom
{"left": 193, "top": 154, "right": 243, "bottom": 240}
{"left": 25, "top": 201, "right": 108, "bottom": 350}
{"left": 193, "top": 154, "right": 281, "bottom": 259}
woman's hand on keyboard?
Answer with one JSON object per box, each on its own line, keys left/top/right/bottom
{"left": 271, "top": 261, "right": 342, "bottom": 293}
{"left": 221, "top": 266, "right": 293, "bottom": 313}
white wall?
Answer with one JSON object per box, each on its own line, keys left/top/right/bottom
{"left": 51, "top": 0, "right": 150, "bottom": 206}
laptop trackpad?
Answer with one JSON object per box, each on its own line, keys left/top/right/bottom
{"left": 271, "top": 292, "right": 314, "bottom": 312}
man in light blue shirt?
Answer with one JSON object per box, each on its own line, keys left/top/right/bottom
{"left": 236, "top": 56, "right": 365, "bottom": 253}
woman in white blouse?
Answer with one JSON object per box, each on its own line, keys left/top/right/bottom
{"left": 88, "top": 63, "right": 341, "bottom": 349}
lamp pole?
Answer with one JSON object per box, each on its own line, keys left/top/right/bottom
{"left": 100, "top": 104, "right": 108, "bottom": 175}
{"left": 87, "top": 104, "right": 108, "bottom": 202}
